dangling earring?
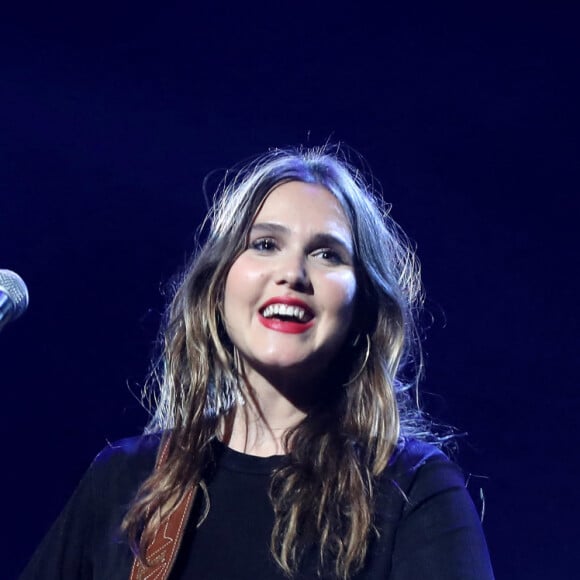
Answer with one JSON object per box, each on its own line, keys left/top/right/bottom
{"left": 231, "top": 345, "right": 246, "bottom": 405}
{"left": 232, "top": 344, "right": 242, "bottom": 374}
{"left": 343, "top": 333, "right": 371, "bottom": 386}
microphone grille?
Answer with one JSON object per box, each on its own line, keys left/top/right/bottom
{"left": 0, "top": 269, "right": 30, "bottom": 319}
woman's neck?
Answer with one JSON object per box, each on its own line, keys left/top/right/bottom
{"left": 221, "top": 372, "right": 308, "bottom": 457}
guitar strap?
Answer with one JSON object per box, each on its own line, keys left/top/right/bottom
{"left": 129, "top": 439, "right": 197, "bottom": 580}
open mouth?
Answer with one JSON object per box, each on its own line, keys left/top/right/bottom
{"left": 258, "top": 301, "right": 315, "bottom": 333}
{"left": 260, "top": 303, "right": 314, "bottom": 323}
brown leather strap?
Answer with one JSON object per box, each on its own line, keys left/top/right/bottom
{"left": 129, "top": 439, "right": 197, "bottom": 580}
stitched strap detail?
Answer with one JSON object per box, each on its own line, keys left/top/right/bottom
{"left": 129, "top": 439, "right": 196, "bottom": 580}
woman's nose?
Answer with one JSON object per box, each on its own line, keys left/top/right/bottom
{"left": 274, "top": 253, "right": 311, "bottom": 291}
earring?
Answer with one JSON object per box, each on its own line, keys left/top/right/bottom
{"left": 343, "top": 334, "right": 371, "bottom": 386}
{"left": 231, "top": 346, "right": 246, "bottom": 406}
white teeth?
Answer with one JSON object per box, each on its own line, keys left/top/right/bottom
{"left": 262, "top": 303, "right": 307, "bottom": 321}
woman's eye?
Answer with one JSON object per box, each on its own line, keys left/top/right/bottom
{"left": 250, "top": 238, "right": 277, "bottom": 252}
{"left": 313, "top": 248, "right": 343, "bottom": 264}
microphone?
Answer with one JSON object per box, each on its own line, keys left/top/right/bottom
{"left": 0, "top": 269, "right": 29, "bottom": 333}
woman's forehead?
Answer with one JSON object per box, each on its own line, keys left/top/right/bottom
{"left": 253, "top": 181, "right": 351, "bottom": 232}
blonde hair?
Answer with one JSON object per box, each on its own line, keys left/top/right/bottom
{"left": 122, "top": 145, "right": 431, "bottom": 578}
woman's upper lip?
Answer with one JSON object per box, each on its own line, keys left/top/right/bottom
{"left": 259, "top": 296, "right": 315, "bottom": 316}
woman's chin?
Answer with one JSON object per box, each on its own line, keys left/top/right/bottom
{"left": 249, "top": 357, "right": 324, "bottom": 383}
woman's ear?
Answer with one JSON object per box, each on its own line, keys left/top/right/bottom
{"left": 351, "top": 286, "right": 376, "bottom": 339}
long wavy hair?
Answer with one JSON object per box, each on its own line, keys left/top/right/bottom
{"left": 122, "top": 145, "right": 434, "bottom": 579}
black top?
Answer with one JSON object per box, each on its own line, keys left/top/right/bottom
{"left": 21, "top": 435, "right": 494, "bottom": 579}
{"left": 171, "top": 442, "right": 287, "bottom": 579}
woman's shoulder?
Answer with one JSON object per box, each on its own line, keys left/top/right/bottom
{"left": 388, "top": 437, "right": 451, "bottom": 472}
{"left": 88, "top": 432, "right": 162, "bottom": 486}
{"left": 93, "top": 432, "right": 162, "bottom": 462}
{"left": 382, "top": 438, "right": 464, "bottom": 500}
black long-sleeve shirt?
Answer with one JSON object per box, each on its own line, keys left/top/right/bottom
{"left": 21, "top": 435, "right": 494, "bottom": 579}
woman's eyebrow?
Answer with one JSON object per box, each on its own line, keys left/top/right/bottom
{"left": 309, "top": 233, "right": 353, "bottom": 256}
{"left": 250, "top": 222, "right": 288, "bottom": 236}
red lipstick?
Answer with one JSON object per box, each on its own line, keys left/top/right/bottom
{"left": 258, "top": 296, "right": 315, "bottom": 334}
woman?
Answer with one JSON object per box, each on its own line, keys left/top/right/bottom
{"left": 22, "top": 146, "right": 494, "bottom": 579}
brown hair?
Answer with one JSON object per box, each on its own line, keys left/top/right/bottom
{"left": 122, "top": 145, "right": 432, "bottom": 578}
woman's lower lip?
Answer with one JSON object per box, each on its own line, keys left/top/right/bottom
{"left": 258, "top": 314, "right": 314, "bottom": 334}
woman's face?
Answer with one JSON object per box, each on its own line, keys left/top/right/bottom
{"left": 223, "top": 180, "right": 357, "bottom": 385}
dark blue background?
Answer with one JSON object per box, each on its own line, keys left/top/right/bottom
{"left": 2, "top": 2, "right": 577, "bottom": 578}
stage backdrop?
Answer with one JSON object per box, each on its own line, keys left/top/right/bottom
{"left": 2, "top": 2, "right": 577, "bottom": 578}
